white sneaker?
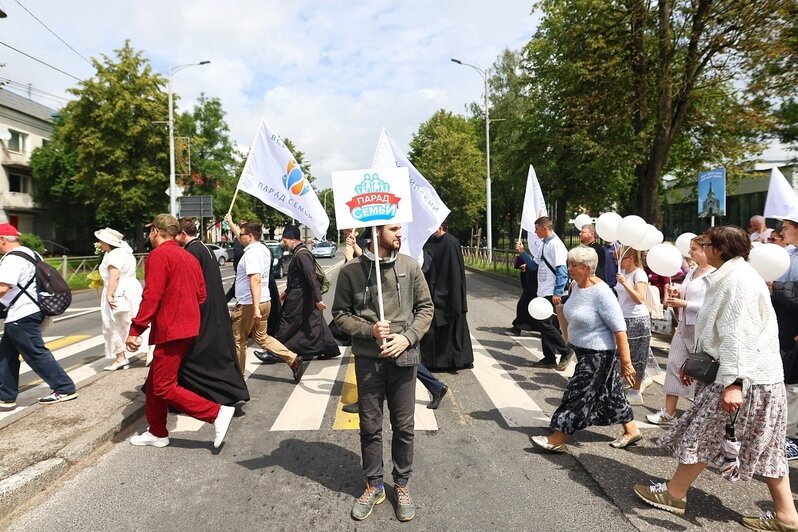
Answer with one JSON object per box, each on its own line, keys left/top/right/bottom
{"left": 640, "top": 376, "right": 654, "bottom": 393}
{"left": 130, "top": 430, "right": 169, "bottom": 448}
{"left": 103, "top": 359, "right": 130, "bottom": 371}
{"left": 213, "top": 405, "right": 235, "bottom": 448}
{"left": 646, "top": 409, "right": 676, "bottom": 426}
{"left": 626, "top": 392, "right": 644, "bottom": 406}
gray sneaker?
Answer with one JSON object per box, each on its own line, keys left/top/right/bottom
{"left": 351, "top": 482, "right": 385, "bottom": 521}
{"left": 394, "top": 485, "right": 415, "bottom": 522}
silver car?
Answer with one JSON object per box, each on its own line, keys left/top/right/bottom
{"left": 311, "top": 241, "right": 337, "bottom": 258}
{"left": 205, "top": 244, "right": 228, "bottom": 266}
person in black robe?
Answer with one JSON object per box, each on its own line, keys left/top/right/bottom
{"left": 175, "top": 218, "right": 249, "bottom": 405}
{"left": 420, "top": 222, "right": 474, "bottom": 370}
{"left": 275, "top": 225, "right": 339, "bottom": 359}
{"left": 510, "top": 240, "right": 540, "bottom": 335}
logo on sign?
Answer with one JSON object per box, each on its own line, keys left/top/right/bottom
{"left": 283, "top": 160, "right": 310, "bottom": 196}
{"left": 345, "top": 173, "right": 402, "bottom": 223}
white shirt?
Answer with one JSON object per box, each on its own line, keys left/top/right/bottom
{"left": 234, "top": 242, "right": 272, "bottom": 304}
{"left": 0, "top": 246, "right": 41, "bottom": 321}
{"left": 617, "top": 268, "right": 649, "bottom": 318}
{"left": 750, "top": 229, "right": 773, "bottom": 243}
{"left": 533, "top": 235, "right": 567, "bottom": 297}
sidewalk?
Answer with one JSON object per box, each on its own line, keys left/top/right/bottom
{"left": 0, "top": 363, "right": 147, "bottom": 517}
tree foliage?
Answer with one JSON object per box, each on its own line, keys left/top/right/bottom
{"left": 408, "top": 110, "right": 485, "bottom": 236}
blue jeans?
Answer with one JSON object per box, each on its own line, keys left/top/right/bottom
{"left": 0, "top": 311, "right": 75, "bottom": 401}
{"left": 417, "top": 363, "right": 444, "bottom": 395}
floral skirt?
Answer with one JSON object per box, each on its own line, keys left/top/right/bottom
{"left": 550, "top": 346, "right": 634, "bottom": 435}
{"left": 625, "top": 316, "right": 651, "bottom": 385}
{"left": 658, "top": 382, "right": 788, "bottom": 481}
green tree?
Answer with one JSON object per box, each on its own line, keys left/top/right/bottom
{"left": 409, "top": 110, "right": 485, "bottom": 236}
{"left": 521, "top": 0, "right": 791, "bottom": 225}
{"left": 32, "top": 41, "right": 169, "bottom": 251}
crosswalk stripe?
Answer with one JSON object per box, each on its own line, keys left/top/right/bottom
{"left": 270, "top": 348, "right": 347, "bottom": 431}
{"left": 471, "top": 336, "right": 550, "bottom": 428}
{"left": 20, "top": 335, "right": 104, "bottom": 377}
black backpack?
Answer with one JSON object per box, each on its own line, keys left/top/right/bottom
{"left": 6, "top": 250, "right": 72, "bottom": 316}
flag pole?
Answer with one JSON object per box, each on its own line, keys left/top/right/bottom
{"left": 226, "top": 186, "right": 241, "bottom": 216}
{"left": 371, "top": 225, "right": 387, "bottom": 346}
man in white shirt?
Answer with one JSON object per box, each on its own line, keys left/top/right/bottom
{"left": 0, "top": 224, "right": 76, "bottom": 410}
{"left": 749, "top": 215, "right": 774, "bottom": 243}
{"left": 230, "top": 222, "right": 304, "bottom": 383}
{"left": 531, "top": 217, "right": 572, "bottom": 370}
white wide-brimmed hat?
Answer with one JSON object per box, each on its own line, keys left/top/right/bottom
{"left": 94, "top": 227, "right": 125, "bottom": 248}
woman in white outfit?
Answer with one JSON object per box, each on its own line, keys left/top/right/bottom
{"left": 646, "top": 236, "right": 714, "bottom": 426}
{"left": 95, "top": 228, "right": 145, "bottom": 370}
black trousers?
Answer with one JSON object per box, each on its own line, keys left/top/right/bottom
{"left": 534, "top": 295, "right": 568, "bottom": 362}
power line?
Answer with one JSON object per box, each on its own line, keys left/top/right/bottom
{"left": 13, "top": 0, "right": 93, "bottom": 67}
{"left": 0, "top": 41, "right": 82, "bottom": 81}
{"left": 0, "top": 77, "right": 70, "bottom": 103}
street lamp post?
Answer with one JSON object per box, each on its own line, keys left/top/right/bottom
{"left": 451, "top": 58, "right": 492, "bottom": 262}
{"left": 168, "top": 60, "right": 210, "bottom": 216}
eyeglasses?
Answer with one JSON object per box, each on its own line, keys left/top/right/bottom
{"left": 698, "top": 242, "right": 712, "bottom": 248}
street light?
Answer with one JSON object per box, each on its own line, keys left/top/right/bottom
{"left": 168, "top": 60, "right": 210, "bottom": 216}
{"left": 451, "top": 58, "right": 492, "bottom": 262}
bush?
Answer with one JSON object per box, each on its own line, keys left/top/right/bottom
{"left": 20, "top": 234, "right": 45, "bottom": 254}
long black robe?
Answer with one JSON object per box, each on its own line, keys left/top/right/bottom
{"left": 178, "top": 238, "right": 249, "bottom": 404}
{"left": 275, "top": 244, "right": 339, "bottom": 358}
{"left": 420, "top": 232, "right": 474, "bottom": 369}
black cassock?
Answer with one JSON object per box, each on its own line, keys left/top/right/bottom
{"left": 420, "top": 232, "right": 474, "bottom": 369}
{"left": 179, "top": 239, "right": 249, "bottom": 404}
{"left": 275, "top": 244, "right": 339, "bottom": 358}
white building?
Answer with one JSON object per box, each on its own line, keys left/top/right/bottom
{"left": 0, "top": 88, "right": 55, "bottom": 240}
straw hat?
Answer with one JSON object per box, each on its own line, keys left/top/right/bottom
{"left": 94, "top": 227, "right": 125, "bottom": 248}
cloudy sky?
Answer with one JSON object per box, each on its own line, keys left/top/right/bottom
{"left": 0, "top": 0, "right": 541, "bottom": 189}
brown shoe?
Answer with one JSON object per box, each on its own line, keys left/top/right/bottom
{"left": 634, "top": 482, "right": 686, "bottom": 516}
{"left": 742, "top": 514, "right": 798, "bottom": 531}
{"left": 291, "top": 358, "right": 305, "bottom": 383}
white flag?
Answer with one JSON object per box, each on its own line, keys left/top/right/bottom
{"left": 371, "top": 128, "right": 450, "bottom": 260}
{"left": 764, "top": 166, "right": 798, "bottom": 219}
{"left": 520, "top": 165, "right": 548, "bottom": 234}
{"left": 236, "top": 120, "right": 329, "bottom": 240}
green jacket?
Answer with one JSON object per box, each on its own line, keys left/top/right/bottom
{"left": 332, "top": 250, "right": 433, "bottom": 358}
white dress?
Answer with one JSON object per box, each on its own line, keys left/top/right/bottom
{"left": 99, "top": 245, "right": 147, "bottom": 358}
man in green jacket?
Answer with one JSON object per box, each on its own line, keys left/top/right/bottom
{"left": 332, "top": 223, "right": 433, "bottom": 523}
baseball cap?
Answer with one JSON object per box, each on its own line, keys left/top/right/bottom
{"left": 146, "top": 214, "right": 179, "bottom": 236}
{"left": 0, "top": 223, "right": 21, "bottom": 237}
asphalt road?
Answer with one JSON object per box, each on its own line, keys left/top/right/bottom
{"left": 2, "top": 257, "right": 787, "bottom": 530}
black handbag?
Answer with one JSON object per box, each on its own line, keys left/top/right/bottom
{"left": 681, "top": 351, "right": 719, "bottom": 383}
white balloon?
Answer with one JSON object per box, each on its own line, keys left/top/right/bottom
{"left": 596, "top": 212, "right": 622, "bottom": 242}
{"left": 750, "top": 243, "right": 791, "bottom": 282}
{"left": 572, "top": 214, "right": 593, "bottom": 231}
{"left": 617, "top": 215, "right": 648, "bottom": 246}
{"left": 528, "top": 297, "right": 554, "bottom": 320}
{"left": 675, "top": 232, "right": 697, "bottom": 257}
{"left": 646, "top": 243, "right": 683, "bottom": 277}
{"left": 632, "top": 224, "right": 662, "bottom": 251}
{"left": 751, "top": 241, "right": 762, "bottom": 248}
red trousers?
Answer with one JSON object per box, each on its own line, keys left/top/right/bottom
{"left": 146, "top": 338, "right": 220, "bottom": 438}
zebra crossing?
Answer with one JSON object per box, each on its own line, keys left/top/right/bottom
{"left": 2, "top": 331, "right": 570, "bottom": 432}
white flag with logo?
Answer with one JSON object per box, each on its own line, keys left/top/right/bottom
{"left": 520, "top": 165, "right": 548, "bottom": 234}
{"left": 372, "top": 128, "right": 450, "bottom": 260}
{"left": 236, "top": 119, "right": 329, "bottom": 240}
{"left": 764, "top": 166, "right": 798, "bottom": 219}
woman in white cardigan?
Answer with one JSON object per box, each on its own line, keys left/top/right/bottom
{"left": 634, "top": 226, "right": 798, "bottom": 531}
{"left": 646, "top": 236, "right": 714, "bottom": 426}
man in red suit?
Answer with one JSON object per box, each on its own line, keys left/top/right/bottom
{"left": 125, "top": 214, "right": 234, "bottom": 449}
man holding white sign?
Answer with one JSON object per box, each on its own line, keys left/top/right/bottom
{"left": 333, "top": 223, "right": 433, "bottom": 522}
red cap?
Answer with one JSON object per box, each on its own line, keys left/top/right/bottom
{"left": 0, "top": 223, "right": 20, "bottom": 237}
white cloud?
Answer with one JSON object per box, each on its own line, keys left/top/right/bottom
{"left": 1, "top": 0, "right": 539, "bottom": 189}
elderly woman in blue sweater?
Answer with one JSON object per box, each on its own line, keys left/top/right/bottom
{"left": 530, "top": 246, "right": 641, "bottom": 453}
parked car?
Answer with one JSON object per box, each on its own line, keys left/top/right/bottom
{"left": 206, "top": 244, "right": 228, "bottom": 266}
{"left": 213, "top": 241, "right": 235, "bottom": 260}
{"left": 263, "top": 240, "right": 288, "bottom": 278}
{"left": 311, "top": 240, "right": 337, "bottom": 258}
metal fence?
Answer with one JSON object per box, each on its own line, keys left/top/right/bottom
{"left": 45, "top": 254, "right": 149, "bottom": 281}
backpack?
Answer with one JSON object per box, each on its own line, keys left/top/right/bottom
{"left": 7, "top": 250, "right": 72, "bottom": 316}
{"left": 297, "top": 248, "right": 330, "bottom": 294}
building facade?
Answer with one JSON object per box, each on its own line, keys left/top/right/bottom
{"left": 0, "top": 88, "right": 55, "bottom": 242}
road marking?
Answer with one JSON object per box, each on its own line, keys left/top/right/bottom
{"left": 20, "top": 335, "right": 103, "bottom": 376}
{"left": 271, "top": 349, "right": 346, "bottom": 431}
{"left": 471, "top": 336, "right": 550, "bottom": 428}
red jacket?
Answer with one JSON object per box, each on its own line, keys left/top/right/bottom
{"left": 129, "top": 240, "right": 206, "bottom": 344}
